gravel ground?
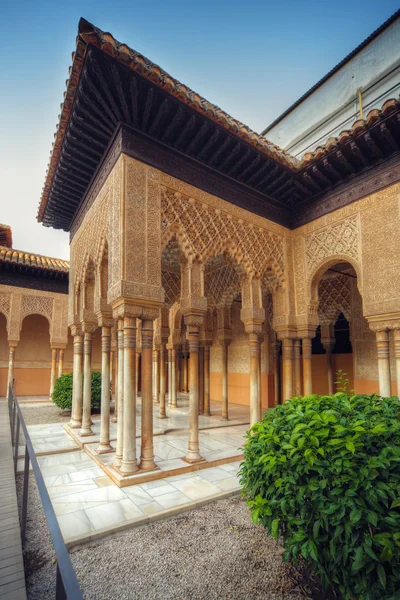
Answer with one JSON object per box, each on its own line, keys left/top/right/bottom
{"left": 20, "top": 404, "right": 106, "bottom": 425}
{"left": 17, "top": 476, "right": 328, "bottom": 600}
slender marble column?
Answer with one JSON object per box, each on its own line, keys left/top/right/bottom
{"left": 6, "top": 343, "right": 17, "bottom": 401}
{"left": 153, "top": 348, "right": 160, "bottom": 403}
{"left": 121, "top": 317, "right": 138, "bottom": 474}
{"left": 249, "top": 333, "right": 260, "bottom": 426}
{"left": 58, "top": 349, "right": 64, "bottom": 378}
{"left": 140, "top": 320, "right": 157, "bottom": 470}
{"left": 186, "top": 326, "right": 203, "bottom": 463}
{"left": 203, "top": 345, "right": 211, "bottom": 416}
{"left": 171, "top": 348, "right": 177, "bottom": 407}
{"left": 258, "top": 338, "right": 262, "bottom": 417}
{"left": 111, "top": 350, "right": 118, "bottom": 423}
{"left": 80, "top": 332, "right": 94, "bottom": 436}
{"left": 110, "top": 350, "right": 115, "bottom": 400}
{"left": 183, "top": 352, "right": 188, "bottom": 392}
{"left": 322, "top": 338, "right": 335, "bottom": 395}
{"left": 135, "top": 352, "right": 140, "bottom": 398}
{"left": 70, "top": 334, "right": 83, "bottom": 428}
{"left": 199, "top": 346, "right": 204, "bottom": 414}
{"left": 302, "top": 338, "right": 313, "bottom": 396}
{"left": 376, "top": 330, "right": 391, "bottom": 397}
{"left": 97, "top": 326, "right": 112, "bottom": 453}
{"left": 282, "top": 338, "right": 294, "bottom": 401}
{"left": 273, "top": 340, "right": 281, "bottom": 406}
{"left": 49, "top": 348, "right": 58, "bottom": 397}
{"left": 167, "top": 349, "right": 172, "bottom": 405}
{"left": 159, "top": 343, "right": 167, "bottom": 419}
{"left": 114, "top": 321, "right": 124, "bottom": 467}
{"left": 394, "top": 330, "right": 400, "bottom": 397}
{"left": 293, "top": 339, "right": 302, "bottom": 396}
{"left": 221, "top": 343, "right": 229, "bottom": 420}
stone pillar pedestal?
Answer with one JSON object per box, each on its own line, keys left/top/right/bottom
{"left": 281, "top": 338, "right": 294, "bottom": 401}
{"left": 140, "top": 320, "right": 157, "bottom": 471}
{"left": 6, "top": 343, "right": 17, "bottom": 401}
{"left": 120, "top": 317, "right": 139, "bottom": 475}
{"left": 302, "top": 337, "right": 313, "bottom": 396}
{"left": 203, "top": 345, "right": 211, "bottom": 416}
{"left": 80, "top": 330, "right": 95, "bottom": 436}
{"left": 97, "top": 325, "right": 113, "bottom": 453}
{"left": 70, "top": 331, "right": 83, "bottom": 428}
{"left": 49, "top": 347, "right": 58, "bottom": 398}
{"left": 114, "top": 321, "right": 124, "bottom": 468}
{"left": 376, "top": 330, "right": 391, "bottom": 397}
{"left": 159, "top": 343, "right": 167, "bottom": 419}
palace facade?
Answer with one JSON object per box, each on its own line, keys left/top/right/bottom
{"left": 2, "top": 12, "right": 400, "bottom": 474}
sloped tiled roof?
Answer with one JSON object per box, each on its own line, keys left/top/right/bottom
{"left": 0, "top": 247, "right": 69, "bottom": 273}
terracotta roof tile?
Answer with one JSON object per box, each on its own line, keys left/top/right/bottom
{"left": 0, "top": 224, "right": 13, "bottom": 248}
{"left": 0, "top": 246, "right": 69, "bottom": 273}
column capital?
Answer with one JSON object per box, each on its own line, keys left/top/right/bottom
{"left": 275, "top": 326, "right": 297, "bottom": 341}
{"left": 96, "top": 311, "right": 114, "bottom": 329}
{"left": 70, "top": 324, "right": 83, "bottom": 337}
{"left": 367, "top": 312, "right": 400, "bottom": 332}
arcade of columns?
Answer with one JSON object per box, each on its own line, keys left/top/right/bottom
{"left": 61, "top": 151, "right": 400, "bottom": 477}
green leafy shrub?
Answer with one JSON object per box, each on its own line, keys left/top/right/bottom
{"left": 240, "top": 393, "right": 400, "bottom": 600}
{"left": 52, "top": 371, "right": 102, "bottom": 411}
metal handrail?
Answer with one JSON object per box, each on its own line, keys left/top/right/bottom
{"left": 8, "top": 385, "right": 84, "bottom": 600}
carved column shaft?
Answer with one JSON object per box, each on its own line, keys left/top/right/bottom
{"left": 6, "top": 344, "right": 17, "bottom": 401}
{"left": 199, "top": 346, "right": 204, "bottom": 415}
{"left": 221, "top": 343, "right": 229, "bottom": 420}
{"left": 140, "top": 320, "right": 157, "bottom": 470}
{"left": 112, "top": 350, "right": 118, "bottom": 423}
{"left": 273, "top": 340, "right": 281, "bottom": 406}
{"left": 58, "top": 349, "right": 64, "bottom": 379}
{"left": 170, "top": 348, "right": 177, "bottom": 407}
{"left": 302, "top": 338, "right": 313, "bottom": 396}
{"left": 50, "top": 348, "right": 58, "bottom": 397}
{"left": 321, "top": 337, "right": 335, "bottom": 395}
{"left": 282, "top": 338, "right": 294, "bottom": 401}
{"left": 183, "top": 352, "right": 188, "bottom": 392}
{"left": 168, "top": 349, "right": 172, "bottom": 404}
{"left": 114, "top": 322, "right": 124, "bottom": 467}
{"left": 80, "top": 332, "right": 94, "bottom": 436}
{"left": 376, "top": 330, "right": 391, "bottom": 397}
{"left": 97, "top": 326, "right": 112, "bottom": 453}
{"left": 203, "top": 345, "right": 211, "bottom": 416}
{"left": 186, "top": 326, "right": 203, "bottom": 463}
{"left": 153, "top": 348, "right": 160, "bottom": 403}
{"left": 121, "top": 317, "right": 138, "bottom": 474}
{"left": 293, "top": 339, "right": 302, "bottom": 396}
{"left": 70, "top": 334, "right": 83, "bottom": 428}
{"left": 159, "top": 343, "right": 167, "bottom": 419}
{"left": 249, "top": 333, "right": 260, "bottom": 426}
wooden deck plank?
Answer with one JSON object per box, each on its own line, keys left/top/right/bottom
{"left": 0, "top": 401, "right": 27, "bottom": 600}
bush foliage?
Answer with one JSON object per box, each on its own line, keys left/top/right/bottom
{"left": 240, "top": 393, "right": 400, "bottom": 600}
{"left": 52, "top": 371, "right": 102, "bottom": 411}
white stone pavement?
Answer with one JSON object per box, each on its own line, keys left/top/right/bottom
{"left": 21, "top": 398, "right": 249, "bottom": 546}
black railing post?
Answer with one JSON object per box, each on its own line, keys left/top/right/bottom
{"left": 14, "top": 414, "right": 20, "bottom": 475}
{"left": 11, "top": 400, "right": 16, "bottom": 445}
{"left": 21, "top": 446, "right": 29, "bottom": 547}
{"left": 55, "top": 563, "right": 67, "bottom": 600}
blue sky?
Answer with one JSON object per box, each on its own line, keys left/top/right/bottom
{"left": 0, "top": 0, "right": 398, "bottom": 259}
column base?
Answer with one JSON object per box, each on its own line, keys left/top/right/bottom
{"left": 139, "top": 459, "right": 159, "bottom": 472}
{"left": 95, "top": 443, "right": 113, "bottom": 454}
{"left": 203, "top": 411, "right": 211, "bottom": 417}
{"left": 120, "top": 459, "right": 139, "bottom": 475}
{"left": 113, "top": 456, "right": 122, "bottom": 468}
{"left": 69, "top": 419, "right": 82, "bottom": 429}
{"left": 221, "top": 416, "right": 229, "bottom": 421}
{"left": 79, "top": 428, "right": 95, "bottom": 437}
{"left": 158, "top": 413, "right": 168, "bottom": 419}
{"left": 184, "top": 450, "right": 205, "bottom": 464}
{"left": 111, "top": 417, "right": 118, "bottom": 423}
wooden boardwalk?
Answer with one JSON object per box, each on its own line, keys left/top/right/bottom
{"left": 0, "top": 400, "right": 27, "bottom": 599}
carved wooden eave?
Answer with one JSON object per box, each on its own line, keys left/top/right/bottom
{"left": 38, "top": 18, "right": 400, "bottom": 232}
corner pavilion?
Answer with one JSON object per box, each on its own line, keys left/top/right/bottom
{"left": 3, "top": 14, "right": 400, "bottom": 485}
